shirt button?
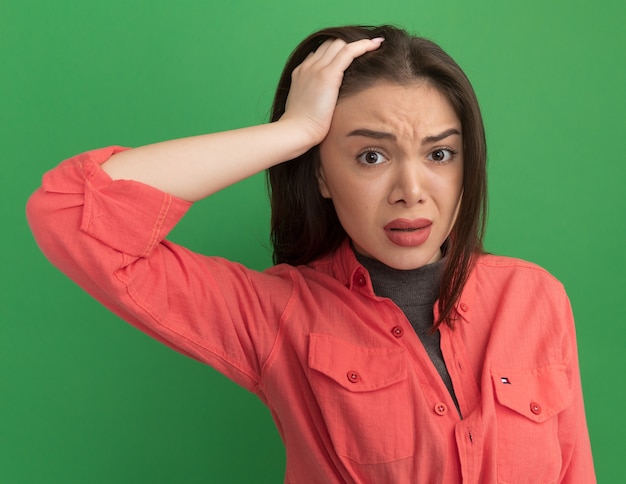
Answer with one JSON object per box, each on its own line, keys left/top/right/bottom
{"left": 391, "top": 326, "right": 404, "bottom": 338}
{"left": 530, "top": 402, "right": 542, "bottom": 415}
{"left": 347, "top": 371, "right": 360, "bottom": 383}
{"left": 356, "top": 274, "right": 367, "bottom": 287}
{"left": 460, "top": 302, "right": 469, "bottom": 312}
{"left": 434, "top": 402, "right": 448, "bottom": 416}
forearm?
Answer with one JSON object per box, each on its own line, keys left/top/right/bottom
{"left": 101, "top": 38, "right": 384, "bottom": 202}
{"left": 101, "top": 118, "right": 316, "bottom": 202}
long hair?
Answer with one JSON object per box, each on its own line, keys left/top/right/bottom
{"left": 267, "top": 25, "right": 487, "bottom": 327}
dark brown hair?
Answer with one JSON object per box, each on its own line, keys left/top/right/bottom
{"left": 267, "top": 25, "right": 487, "bottom": 327}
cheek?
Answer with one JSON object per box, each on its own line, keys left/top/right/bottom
{"left": 446, "top": 164, "right": 464, "bottom": 201}
{"left": 325, "top": 178, "right": 382, "bottom": 229}
{"left": 434, "top": 171, "right": 461, "bottom": 197}
{"left": 431, "top": 168, "right": 463, "bottom": 223}
{"left": 330, "top": 184, "right": 365, "bottom": 215}
{"left": 335, "top": 177, "right": 386, "bottom": 213}
{"left": 319, "top": 162, "right": 369, "bottom": 206}
{"left": 446, "top": 171, "right": 464, "bottom": 227}
{"left": 451, "top": 194, "right": 462, "bottom": 225}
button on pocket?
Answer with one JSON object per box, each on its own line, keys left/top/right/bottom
{"left": 491, "top": 366, "right": 572, "bottom": 483}
{"left": 308, "top": 333, "right": 412, "bottom": 464}
{"left": 347, "top": 371, "right": 360, "bottom": 383}
{"left": 530, "top": 402, "right": 542, "bottom": 415}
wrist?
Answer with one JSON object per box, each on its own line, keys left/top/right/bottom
{"left": 274, "top": 117, "right": 324, "bottom": 158}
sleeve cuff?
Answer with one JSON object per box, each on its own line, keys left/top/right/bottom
{"left": 44, "top": 146, "right": 193, "bottom": 257}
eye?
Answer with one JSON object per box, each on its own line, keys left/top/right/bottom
{"left": 427, "top": 148, "right": 457, "bottom": 163}
{"left": 357, "top": 149, "right": 387, "bottom": 165}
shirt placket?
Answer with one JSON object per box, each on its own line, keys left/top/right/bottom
{"left": 350, "top": 266, "right": 465, "bottom": 478}
{"left": 377, "top": 291, "right": 464, "bottom": 467}
{"left": 440, "top": 321, "right": 482, "bottom": 482}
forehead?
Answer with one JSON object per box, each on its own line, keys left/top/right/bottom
{"left": 332, "top": 81, "right": 460, "bottom": 139}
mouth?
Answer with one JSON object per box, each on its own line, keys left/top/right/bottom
{"left": 384, "top": 218, "right": 432, "bottom": 247}
{"left": 384, "top": 218, "right": 432, "bottom": 231}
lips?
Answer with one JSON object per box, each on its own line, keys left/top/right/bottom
{"left": 384, "top": 218, "right": 432, "bottom": 247}
{"left": 384, "top": 218, "right": 432, "bottom": 231}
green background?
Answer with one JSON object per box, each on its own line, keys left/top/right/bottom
{"left": 2, "top": 0, "right": 624, "bottom": 482}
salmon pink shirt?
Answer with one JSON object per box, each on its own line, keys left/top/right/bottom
{"left": 27, "top": 146, "right": 595, "bottom": 483}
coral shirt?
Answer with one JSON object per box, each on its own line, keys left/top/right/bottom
{"left": 27, "top": 146, "right": 595, "bottom": 483}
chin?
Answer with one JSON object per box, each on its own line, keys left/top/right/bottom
{"left": 378, "top": 250, "right": 442, "bottom": 271}
{"left": 352, "top": 240, "right": 442, "bottom": 270}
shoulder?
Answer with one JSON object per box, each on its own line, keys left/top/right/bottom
{"left": 462, "top": 253, "right": 570, "bottom": 320}
{"left": 474, "top": 253, "right": 554, "bottom": 273}
{"left": 472, "top": 253, "right": 565, "bottom": 293}
{"left": 462, "top": 255, "right": 577, "bottom": 371}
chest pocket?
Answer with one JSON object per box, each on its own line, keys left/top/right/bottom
{"left": 308, "top": 333, "right": 413, "bottom": 464}
{"left": 491, "top": 366, "right": 572, "bottom": 484}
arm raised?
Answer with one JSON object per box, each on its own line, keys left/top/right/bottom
{"left": 101, "top": 37, "right": 384, "bottom": 202}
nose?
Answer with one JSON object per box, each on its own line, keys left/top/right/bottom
{"left": 388, "top": 161, "right": 425, "bottom": 207}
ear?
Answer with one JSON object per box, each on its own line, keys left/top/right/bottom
{"left": 317, "top": 166, "right": 332, "bottom": 199}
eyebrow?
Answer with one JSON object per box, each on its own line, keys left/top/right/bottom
{"left": 347, "top": 128, "right": 461, "bottom": 144}
{"left": 347, "top": 129, "right": 396, "bottom": 140}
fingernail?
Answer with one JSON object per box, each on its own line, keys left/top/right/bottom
{"left": 371, "top": 37, "right": 385, "bottom": 43}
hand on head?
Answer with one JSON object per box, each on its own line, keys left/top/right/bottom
{"left": 281, "top": 37, "right": 384, "bottom": 144}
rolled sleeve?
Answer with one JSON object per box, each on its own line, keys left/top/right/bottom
{"left": 39, "top": 146, "right": 192, "bottom": 256}
{"left": 27, "top": 147, "right": 289, "bottom": 392}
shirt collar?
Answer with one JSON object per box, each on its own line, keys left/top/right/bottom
{"left": 308, "top": 239, "right": 373, "bottom": 293}
{"left": 309, "top": 238, "right": 478, "bottom": 324}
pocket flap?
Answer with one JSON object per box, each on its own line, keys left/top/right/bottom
{"left": 491, "top": 366, "right": 572, "bottom": 423}
{"left": 309, "top": 333, "right": 407, "bottom": 392}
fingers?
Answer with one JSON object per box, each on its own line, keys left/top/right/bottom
{"left": 296, "top": 39, "right": 343, "bottom": 72}
{"left": 313, "top": 38, "right": 349, "bottom": 65}
{"left": 301, "top": 37, "right": 383, "bottom": 70}
{"left": 282, "top": 37, "right": 384, "bottom": 143}
{"left": 329, "top": 37, "right": 384, "bottom": 71}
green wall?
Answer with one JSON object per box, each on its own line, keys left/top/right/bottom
{"left": 3, "top": 0, "right": 624, "bottom": 482}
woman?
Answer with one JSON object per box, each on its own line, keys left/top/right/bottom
{"left": 27, "top": 25, "right": 595, "bottom": 483}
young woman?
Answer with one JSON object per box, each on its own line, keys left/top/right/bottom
{"left": 27, "top": 25, "right": 595, "bottom": 483}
